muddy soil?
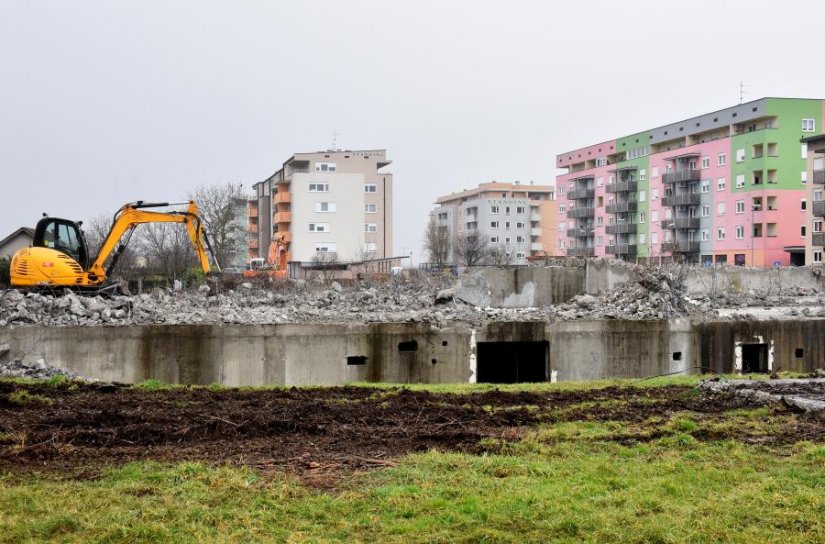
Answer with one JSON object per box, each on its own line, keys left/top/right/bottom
{"left": 0, "top": 382, "right": 822, "bottom": 484}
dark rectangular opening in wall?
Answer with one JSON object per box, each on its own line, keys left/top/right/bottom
{"left": 672, "top": 352, "right": 682, "bottom": 361}
{"left": 795, "top": 348, "right": 804, "bottom": 358}
{"left": 476, "top": 341, "right": 549, "bottom": 383}
{"left": 347, "top": 356, "right": 367, "bottom": 366}
{"left": 398, "top": 340, "right": 418, "bottom": 352}
{"left": 741, "top": 343, "right": 769, "bottom": 373}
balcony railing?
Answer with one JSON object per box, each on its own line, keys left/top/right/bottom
{"left": 567, "top": 247, "right": 595, "bottom": 257}
{"left": 567, "top": 227, "right": 595, "bottom": 237}
{"left": 662, "top": 169, "right": 701, "bottom": 184}
{"left": 605, "top": 181, "right": 638, "bottom": 193}
{"left": 662, "top": 193, "right": 700, "bottom": 207}
{"left": 274, "top": 211, "right": 292, "bottom": 224}
{"left": 566, "top": 208, "right": 595, "bottom": 219}
{"left": 662, "top": 241, "right": 700, "bottom": 253}
{"left": 605, "top": 201, "right": 638, "bottom": 214}
{"left": 605, "top": 223, "right": 637, "bottom": 235}
{"left": 567, "top": 188, "right": 595, "bottom": 200}
{"left": 813, "top": 201, "right": 825, "bottom": 217}
{"left": 530, "top": 242, "right": 543, "bottom": 251}
{"left": 661, "top": 217, "right": 700, "bottom": 229}
{"left": 530, "top": 212, "right": 542, "bottom": 221}
{"left": 814, "top": 170, "right": 825, "bottom": 185}
{"left": 605, "top": 244, "right": 637, "bottom": 255}
{"left": 274, "top": 191, "right": 292, "bottom": 204}
{"left": 813, "top": 233, "right": 825, "bottom": 246}
{"left": 248, "top": 239, "right": 259, "bottom": 249}
{"left": 530, "top": 227, "right": 542, "bottom": 236}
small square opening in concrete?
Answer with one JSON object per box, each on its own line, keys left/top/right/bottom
{"left": 346, "top": 356, "right": 367, "bottom": 366}
{"left": 431, "top": 359, "right": 437, "bottom": 365}
{"left": 672, "top": 352, "right": 682, "bottom": 361}
{"left": 441, "top": 341, "right": 448, "bottom": 347}
{"left": 398, "top": 340, "right": 418, "bottom": 352}
{"left": 795, "top": 348, "right": 804, "bottom": 359}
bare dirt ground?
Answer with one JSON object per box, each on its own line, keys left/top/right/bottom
{"left": 1, "top": 382, "right": 823, "bottom": 487}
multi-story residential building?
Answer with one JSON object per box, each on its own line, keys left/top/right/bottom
{"left": 432, "top": 182, "right": 556, "bottom": 265}
{"left": 249, "top": 149, "right": 393, "bottom": 275}
{"left": 557, "top": 98, "right": 825, "bottom": 266}
{"left": 802, "top": 134, "right": 825, "bottom": 265}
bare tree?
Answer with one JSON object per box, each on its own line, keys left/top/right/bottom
{"left": 188, "top": 182, "right": 247, "bottom": 268}
{"left": 82, "top": 213, "right": 142, "bottom": 281}
{"left": 140, "top": 223, "right": 198, "bottom": 283}
{"left": 454, "top": 232, "right": 491, "bottom": 266}
{"left": 486, "top": 246, "right": 513, "bottom": 266}
{"left": 424, "top": 216, "right": 451, "bottom": 267}
{"left": 311, "top": 250, "right": 340, "bottom": 283}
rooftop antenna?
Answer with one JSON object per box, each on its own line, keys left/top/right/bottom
{"left": 739, "top": 81, "right": 749, "bottom": 104}
{"left": 331, "top": 129, "right": 340, "bottom": 150}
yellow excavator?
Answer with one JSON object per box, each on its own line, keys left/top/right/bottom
{"left": 10, "top": 200, "right": 220, "bottom": 292}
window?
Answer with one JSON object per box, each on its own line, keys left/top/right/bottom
{"left": 736, "top": 148, "right": 745, "bottom": 162}
{"left": 701, "top": 156, "right": 710, "bottom": 169}
{"left": 315, "top": 242, "right": 337, "bottom": 252}
{"left": 717, "top": 202, "right": 726, "bottom": 216}
{"left": 596, "top": 236, "right": 603, "bottom": 246}
{"left": 802, "top": 198, "right": 808, "bottom": 211}
{"left": 652, "top": 188, "right": 659, "bottom": 200}
{"left": 802, "top": 118, "right": 816, "bottom": 132}
{"left": 595, "top": 157, "right": 607, "bottom": 167}
{"left": 315, "top": 162, "right": 337, "bottom": 172}
{"left": 717, "top": 228, "right": 725, "bottom": 240}
{"left": 365, "top": 223, "right": 377, "bottom": 233}
{"left": 490, "top": 221, "right": 500, "bottom": 228}
{"left": 362, "top": 242, "right": 377, "bottom": 252}
{"left": 717, "top": 177, "right": 726, "bottom": 191}
{"left": 309, "top": 183, "right": 329, "bottom": 192}
{"left": 639, "top": 233, "right": 647, "bottom": 244}
{"left": 815, "top": 251, "right": 823, "bottom": 264}
{"left": 505, "top": 206, "right": 511, "bottom": 215}
{"left": 597, "top": 176, "right": 604, "bottom": 187}
{"left": 639, "top": 190, "right": 646, "bottom": 202}
{"left": 652, "top": 210, "right": 658, "bottom": 222}
{"left": 736, "top": 174, "right": 745, "bottom": 188}
{"left": 701, "top": 230, "right": 709, "bottom": 241}
{"left": 490, "top": 236, "right": 499, "bottom": 243}
{"left": 815, "top": 220, "right": 823, "bottom": 233}
{"left": 736, "top": 200, "right": 745, "bottom": 214}
{"left": 505, "top": 221, "right": 511, "bottom": 229}
{"left": 801, "top": 225, "right": 807, "bottom": 237}
{"left": 802, "top": 171, "right": 808, "bottom": 183}
{"left": 639, "top": 169, "right": 647, "bottom": 181}
{"left": 596, "top": 216, "right": 603, "bottom": 226}
{"left": 735, "top": 225, "right": 744, "bottom": 239}
{"left": 364, "top": 184, "right": 377, "bottom": 193}
{"left": 651, "top": 167, "right": 659, "bottom": 178}
{"left": 701, "top": 205, "right": 710, "bottom": 217}
{"left": 701, "top": 180, "right": 710, "bottom": 193}
{"left": 802, "top": 144, "right": 808, "bottom": 159}
{"left": 309, "top": 223, "right": 330, "bottom": 233}
{"left": 491, "top": 206, "right": 500, "bottom": 214}
{"left": 516, "top": 252, "right": 525, "bottom": 259}
{"left": 717, "top": 153, "right": 726, "bottom": 166}
{"left": 516, "top": 222, "right": 525, "bottom": 229}
{"left": 516, "top": 235, "right": 525, "bottom": 243}
{"left": 365, "top": 203, "right": 377, "bottom": 213}
{"left": 651, "top": 232, "right": 658, "bottom": 244}
{"left": 516, "top": 206, "right": 525, "bottom": 214}
{"left": 505, "top": 237, "right": 511, "bottom": 244}
{"left": 315, "top": 202, "right": 337, "bottom": 212}
{"left": 558, "top": 204, "right": 566, "bottom": 213}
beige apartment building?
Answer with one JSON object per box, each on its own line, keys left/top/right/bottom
{"left": 432, "top": 182, "right": 557, "bottom": 265}
{"left": 249, "top": 149, "right": 393, "bottom": 276}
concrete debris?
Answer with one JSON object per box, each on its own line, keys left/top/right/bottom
{"left": 0, "top": 357, "right": 86, "bottom": 380}
{"left": 699, "top": 378, "right": 825, "bottom": 416}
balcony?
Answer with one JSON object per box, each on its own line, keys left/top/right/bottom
{"left": 605, "top": 223, "right": 637, "bottom": 235}
{"left": 248, "top": 225, "right": 259, "bottom": 235}
{"left": 274, "top": 191, "right": 291, "bottom": 204}
{"left": 566, "top": 208, "right": 595, "bottom": 219}
{"left": 814, "top": 201, "right": 825, "bottom": 217}
{"left": 567, "top": 227, "right": 595, "bottom": 237}
{"left": 814, "top": 170, "right": 825, "bottom": 185}
{"left": 813, "top": 233, "right": 825, "bottom": 246}
{"left": 530, "top": 242, "right": 543, "bottom": 251}
{"left": 605, "top": 244, "right": 637, "bottom": 255}
{"left": 530, "top": 212, "right": 542, "bottom": 221}
{"left": 662, "top": 169, "right": 701, "bottom": 184}
{"left": 661, "top": 217, "right": 700, "bottom": 229}
{"left": 567, "top": 188, "right": 595, "bottom": 200}
{"left": 605, "top": 201, "right": 638, "bottom": 214}
{"left": 567, "top": 247, "right": 595, "bottom": 257}
{"left": 662, "top": 241, "right": 700, "bottom": 253}
{"left": 662, "top": 193, "right": 700, "bottom": 207}
{"left": 274, "top": 211, "right": 292, "bottom": 224}
{"left": 248, "top": 239, "right": 259, "bottom": 250}
{"left": 605, "top": 181, "right": 638, "bottom": 193}
{"left": 530, "top": 227, "right": 542, "bottom": 236}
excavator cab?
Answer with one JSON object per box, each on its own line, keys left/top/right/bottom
{"left": 33, "top": 217, "right": 90, "bottom": 269}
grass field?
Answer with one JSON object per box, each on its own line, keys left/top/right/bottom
{"left": 1, "top": 377, "right": 824, "bottom": 543}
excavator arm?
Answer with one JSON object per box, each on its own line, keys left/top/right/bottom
{"left": 88, "top": 201, "right": 219, "bottom": 284}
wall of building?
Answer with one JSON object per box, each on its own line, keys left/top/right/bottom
{"left": 0, "top": 232, "right": 34, "bottom": 260}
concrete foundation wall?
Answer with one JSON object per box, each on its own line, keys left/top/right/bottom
{"left": 684, "top": 267, "right": 823, "bottom": 295}
{"left": 4, "top": 317, "right": 825, "bottom": 386}
{"left": 457, "top": 266, "right": 585, "bottom": 307}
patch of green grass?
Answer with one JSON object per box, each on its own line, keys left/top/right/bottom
{"left": 7, "top": 390, "right": 53, "bottom": 407}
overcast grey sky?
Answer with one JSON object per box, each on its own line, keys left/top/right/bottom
{"left": 2, "top": 0, "right": 824, "bottom": 261}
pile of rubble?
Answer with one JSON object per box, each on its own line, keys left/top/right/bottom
{"left": 0, "top": 344, "right": 84, "bottom": 380}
